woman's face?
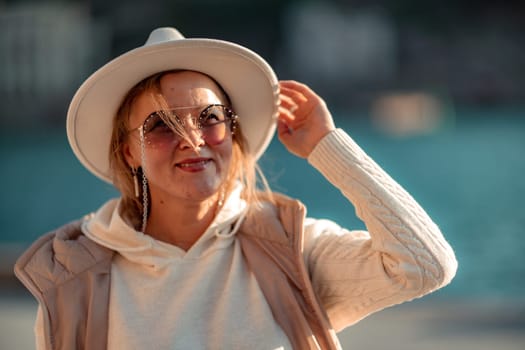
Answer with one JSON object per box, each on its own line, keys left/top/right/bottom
{"left": 124, "top": 71, "right": 233, "bottom": 206}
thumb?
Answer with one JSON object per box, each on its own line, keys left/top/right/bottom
{"left": 277, "top": 119, "right": 293, "bottom": 139}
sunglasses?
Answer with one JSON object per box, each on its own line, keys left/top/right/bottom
{"left": 130, "top": 104, "right": 238, "bottom": 147}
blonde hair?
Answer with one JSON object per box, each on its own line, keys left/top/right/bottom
{"left": 109, "top": 70, "right": 272, "bottom": 229}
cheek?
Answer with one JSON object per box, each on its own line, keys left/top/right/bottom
{"left": 128, "top": 138, "right": 170, "bottom": 171}
{"left": 217, "top": 139, "right": 234, "bottom": 168}
{"left": 144, "top": 148, "right": 171, "bottom": 170}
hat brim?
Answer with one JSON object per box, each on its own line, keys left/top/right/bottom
{"left": 67, "top": 38, "right": 279, "bottom": 184}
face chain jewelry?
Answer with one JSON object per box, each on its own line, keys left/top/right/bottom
{"left": 139, "top": 128, "right": 149, "bottom": 233}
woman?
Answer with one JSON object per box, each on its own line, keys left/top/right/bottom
{"left": 15, "top": 27, "right": 457, "bottom": 350}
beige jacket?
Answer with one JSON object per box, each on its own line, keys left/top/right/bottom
{"left": 14, "top": 195, "right": 340, "bottom": 350}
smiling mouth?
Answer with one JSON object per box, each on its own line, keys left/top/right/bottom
{"left": 175, "top": 159, "right": 211, "bottom": 171}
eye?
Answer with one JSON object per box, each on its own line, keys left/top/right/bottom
{"left": 143, "top": 113, "right": 171, "bottom": 134}
{"left": 200, "top": 106, "right": 226, "bottom": 127}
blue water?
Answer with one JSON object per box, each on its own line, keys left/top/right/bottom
{"left": 1, "top": 108, "right": 524, "bottom": 299}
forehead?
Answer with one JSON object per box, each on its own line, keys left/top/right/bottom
{"left": 129, "top": 71, "right": 228, "bottom": 124}
{"left": 159, "top": 71, "right": 227, "bottom": 103}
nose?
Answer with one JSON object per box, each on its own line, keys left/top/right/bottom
{"left": 177, "top": 116, "right": 205, "bottom": 151}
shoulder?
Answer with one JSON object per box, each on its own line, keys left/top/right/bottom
{"left": 14, "top": 219, "right": 114, "bottom": 294}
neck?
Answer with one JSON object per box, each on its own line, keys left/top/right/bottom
{"left": 145, "top": 193, "right": 222, "bottom": 251}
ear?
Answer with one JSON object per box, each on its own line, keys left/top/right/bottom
{"left": 123, "top": 140, "right": 140, "bottom": 168}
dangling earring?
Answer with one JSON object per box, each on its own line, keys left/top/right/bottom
{"left": 131, "top": 167, "right": 140, "bottom": 198}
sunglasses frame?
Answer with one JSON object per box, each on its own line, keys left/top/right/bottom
{"left": 129, "top": 104, "right": 238, "bottom": 146}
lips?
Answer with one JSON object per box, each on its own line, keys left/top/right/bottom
{"left": 175, "top": 158, "right": 212, "bottom": 172}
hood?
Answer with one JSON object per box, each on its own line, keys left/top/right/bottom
{"left": 82, "top": 184, "right": 247, "bottom": 269}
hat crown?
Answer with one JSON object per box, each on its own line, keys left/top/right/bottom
{"left": 144, "top": 27, "right": 185, "bottom": 46}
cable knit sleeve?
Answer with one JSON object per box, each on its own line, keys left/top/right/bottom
{"left": 304, "top": 128, "right": 457, "bottom": 332}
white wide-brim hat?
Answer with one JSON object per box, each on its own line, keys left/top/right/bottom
{"left": 67, "top": 27, "right": 279, "bottom": 184}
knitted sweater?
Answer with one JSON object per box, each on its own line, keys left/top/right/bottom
{"left": 33, "top": 129, "right": 457, "bottom": 349}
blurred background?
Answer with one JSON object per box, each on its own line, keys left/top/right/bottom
{"left": 1, "top": 0, "right": 524, "bottom": 349}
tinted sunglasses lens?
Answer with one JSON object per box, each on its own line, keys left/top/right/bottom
{"left": 200, "top": 106, "right": 230, "bottom": 144}
{"left": 142, "top": 113, "right": 177, "bottom": 146}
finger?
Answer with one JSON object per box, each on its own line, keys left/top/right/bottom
{"left": 280, "top": 80, "right": 320, "bottom": 101}
{"left": 279, "top": 80, "right": 312, "bottom": 92}
{"left": 278, "top": 106, "right": 308, "bottom": 133}
{"left": 278, "top": 106, "right": 295, "bottom": 124}
{"left": 277, "top": 119, "right": 293, "bottom": 137}
{"left": 279, "top": 94, "right": 298, "bottom": 112}
{"left": 279, "top": 85, "right": 308, "bottom": 104}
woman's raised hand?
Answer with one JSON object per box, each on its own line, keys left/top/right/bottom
{"left": 277, "top": 80, "right": 335, "bottom": 158}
